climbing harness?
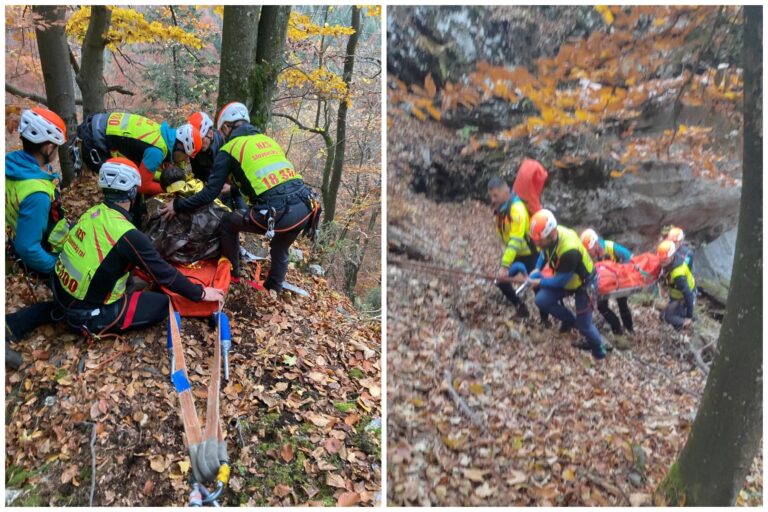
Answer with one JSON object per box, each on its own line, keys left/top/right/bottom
{"left": 166, "top": 302, "right": 231, "bottom": 506}
{"left": 264, "top": 207, "right": 276, "bottom": 241}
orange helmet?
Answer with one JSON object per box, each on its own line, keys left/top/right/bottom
{"left": 657, "top": 240, "right": 676, "bottom": 261}
{"left": 580, "top": 228, "right": 599, "bottom": 251}
{"left": 19, "top": 107, "right": 66, "bottom": 145}
{"left": 529, "top": 209, "right": 558, "bottom": 242}
{"left": 667, "top": 227, "right": 685, "bottom": 243}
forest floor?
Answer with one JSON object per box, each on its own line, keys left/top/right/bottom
{"left": 386, "top": 172, "right": 762, "bottom": 507}
{"left": 5, "top": 173, "right": 381, "bottom": 506}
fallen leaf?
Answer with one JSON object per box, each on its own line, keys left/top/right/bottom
{"left": 507, "top": 469, "right": 527, "bottom": 486}
{"left": 326, "top": 472, "right": 347, "bottom": 489}
{"left": 630, "top": 493, "right": 652, "bottom": 507}
{"left": 149, "top": 455, "right": 167, "bottom": 473}
{"left": 281, "top": 443, "right": 294, "bottom": 462}
{"left": 143, "top": 479, "right": 155, "bottom": 496}
{"left": 463, "top": 468, "right": 488, "bottom": 482}
{"left": 273, "top": 483, "right": 292, "bottom": 498}
{"left": 337, "top": 491, "right": 361, "bottom": 506}
{"left": 324, "top": 437, "right": 342, "bottom": 454}
{"left": 60, "top": 464, "right": 78, "bottom": 484}
{"left": 475, "top": 481, "right": 496, "bottom": 498}
{"left": 178, "top": 460, "right": 190, "bottom": 474}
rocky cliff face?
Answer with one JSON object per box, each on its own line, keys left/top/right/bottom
{"left": 388, "top": 6, "right": 743, "bottom": 251}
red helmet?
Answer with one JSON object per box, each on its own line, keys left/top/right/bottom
{"left": 529, "top": 209, "right": 558, "bottom": 242}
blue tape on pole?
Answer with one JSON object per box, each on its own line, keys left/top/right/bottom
{"left": 171, "top": 369, "right": 191, "bottom": 393}
{"left": 220, "top": 313, "right": 231, "bottom": 341}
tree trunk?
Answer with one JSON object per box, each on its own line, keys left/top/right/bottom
{"left": 217, "top": 6, "right": 261, "bottom": 112}
{"left": 76, "top": 5, "right": 111, "bottom": 117}
{"left": 33, "top": 5, "right": 77, "bottom": 187}
{"left": 251, "top": 6, "right": 291, "bottom": 128}
{"left": 344, "top": 204, "right": 379, "bottom": 298}
{"left": 658, "top": 7, "right": 762, "bottom": 506}
{"left": 324, "top": 6, "right": 361, "bottom": 224}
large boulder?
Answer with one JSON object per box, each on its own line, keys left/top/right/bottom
{"left": 387, "top": 6, "right": 599, "bottom": 86}
{"left": 693, "top": 228, "right": 737, "bottom": 304}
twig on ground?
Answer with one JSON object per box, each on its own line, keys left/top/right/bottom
{"left": 582, "top": 470, "right": 629, "bottom": 505}
{"left": 84, "top": 421, "right": 97, "bottom": 507}
{"left": 443, "top": 366, "right": 484, "bottom": 428}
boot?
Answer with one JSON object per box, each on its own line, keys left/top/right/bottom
{"left": 514, "top": 302, "right": 530, "bottom": 319}
{"left": 6, "top": 342, "right": 22, "bottom": 370}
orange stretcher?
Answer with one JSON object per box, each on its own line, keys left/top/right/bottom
{"left": 134, "top": 257, "right": 232, "bottom": 317}
{"left": 596, "top": 252, "right": 662, "bottom": 298}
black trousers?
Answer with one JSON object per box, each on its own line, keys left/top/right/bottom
{"left": 597, "top": 296, "right": 634, "bottom": 334}
{"left": 57, "top": 291, "right": 171, "bottom": 336}
{"left": 220, "top": 201, "right": 311, "bottom": 291}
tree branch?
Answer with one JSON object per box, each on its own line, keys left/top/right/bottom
{"left": 272, "top": 112, "right": 326, "bottom": 135}
{"left": 7, "top": 82, "right": 134, "bottom": 105}
{"left": 5, "top": 82, "right": 49, "bottom": 105}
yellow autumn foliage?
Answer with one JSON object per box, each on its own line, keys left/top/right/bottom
{"left": 66, "top": 6, "right": 203, "bottom": 50}
{"left": 287, "top": 12, "right": 356, "bottom": 42}
{"left": 279, "top": 67, "right": 349, "bottom": 101}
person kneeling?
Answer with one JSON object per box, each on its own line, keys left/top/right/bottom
{"left": 53, "top": 158, "right": 223, "bottom": 337}
{"left": 657, "top": 240, "right": 696, "bottom": 331}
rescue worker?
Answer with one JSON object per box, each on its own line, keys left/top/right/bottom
{"left": 488, "top": 176, "right": 543, "bottom": 321}
{"left": 52, "top": 158, "right": 224, "bottom": 335}
{"left": 6, "top": 107, "right": 70, "bottom": 276}
{"left": 158, "top": 102, "right": 321, "bottom": 293}
{"left": 5, "top": 107, "right": 70, "bottom": 369}
{"left": 658, "top": 240, "right": 696, "bottom": 330}
{"left": 75, "top": 111, "right": 190, "bottom": 196}
{"left": 187, "top": 111, "right": 247, "bottom": 212}
{"left": 581, "top": 228, "right": 634, "bottom": 335}
{"left": 527, "top": 210, "right": 608, "bottom": 360}
{"left": 187, "top": 112, "right": 224, "bottom": 183}
{"left": 666, "top": 226, "right": 694, "bottom": 272}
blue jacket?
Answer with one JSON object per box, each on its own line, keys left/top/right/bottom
{"left": 141, "top": 122, "right": 177, "bottom": 171}
{"left": 5, "top": 151, "right": 61, "bottom": 274}
{"left": 599, "top": 238, "right": 632, "bottom": 263}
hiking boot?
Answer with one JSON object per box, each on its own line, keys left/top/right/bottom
{"left": 6, "top": 342, "right": 22, "bottom": 370}
{"left": 540, "top": 317, "right": 552, "bottom": 329}
{"left": 559, "top": 322, "right": 574, "bottom": 334}
{"left": 571, "top": 340, "right": 592, "bottom": 351}
{"left": 514, "top": 303, "right": 530, "bottom": 319}
{"left": 592, "top": 346, "right": 607, "bottom": 360}
{"left": 603, "top": 339, "right": 614, "bottom": 352}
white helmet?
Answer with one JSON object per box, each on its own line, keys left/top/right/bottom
{"left": 176, "top": 123, "right": 202, "bottom": 157}
{"left": 216, "top": 102, "right": 249, "bottom": 130}
{"left": 19, "top": 107, "right": 67, "bottom": 145}
{"left": 98, "top": 158, "right": 141, "bottom": 192}
{"left": 188, "top": 111, "right": 214, "bottom": 138}
{"left": 580, "top": 228, "right": 599, "bottom": 251}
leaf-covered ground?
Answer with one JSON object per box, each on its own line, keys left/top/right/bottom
{"left": 386, "top": 170, "right": 762, "bottom": 507}
{"left": 5, "top": 174, "right": 381, "bottom": 507}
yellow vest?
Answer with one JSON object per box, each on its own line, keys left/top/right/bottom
{"left": 6, "top": 178, "right": 69, "bottom": 253}
{"left": 544, "top": 226, "right": 595, "bottom": 290}
{"left": 496, "top": 198, "right": 532, "bottom": 267}
{"left": 55, "top": 203, "right": 134, "bottom": 304}
{"left": 105, "top": 112, "right": 168, "bottom": 178}
{"left": 220, "top": 134, "right": 301, "bottom": 201}
{"left": 666, "top": 261, "right": 696, "bottom": 300}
